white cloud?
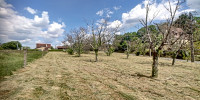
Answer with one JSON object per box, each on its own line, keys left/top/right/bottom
{"left": 108, "top": 20, "right": 122, "bottom": 29}
{"left": 33, "top": 11, "right": 49, "bottom": 28}
{"left": 0, "top": 0, "right": 66, "bottom": 48}
{"left": 19, "top": 38, "right": 31, "bottom": 43}
{"left": 121, "top": 0, "right": 195, "bottom": 28}
{"left": 96, "top": 8, "right": 114, "bottom": 18}
{"left": 44, "top": 22, "right": 65, "bottom": 38}
{"left": 106, "top": 9, "right": 113, "bottom": 18}
{"left": 96, "top": 10, "right": 104, "bottom": 16}
{"left": 113, "top": 6, "right": 121, "bottom": 10}
{"left": 25, "top": 7, "right": 37, "bottom": 14}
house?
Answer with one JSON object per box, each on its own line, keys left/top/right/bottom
{"left": 161, "top": 25, "right": 189, "bottom": 50}
{"left": 57, "top": 46, "right": 68, "bottom": 50}
{"left": 36, "top": 43, "right": 51, "bottom": 51}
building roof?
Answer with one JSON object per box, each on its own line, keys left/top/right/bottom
{"left": 36, "top": 43, "right": 51, "bottom": 48}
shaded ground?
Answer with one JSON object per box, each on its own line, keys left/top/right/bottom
{"left": 0, "top": 52, "right": 200, "bottom": 100}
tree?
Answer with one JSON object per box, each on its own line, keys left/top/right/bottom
{"left": 87, "top": 20, "right": 107, "bottom": 62}
{"left": 140, "top": 0, "right": 185, "bottom": 77}
{"left": 64, "top": 27, "right": 87, "bottom": 57}
{"left": 103, "top": 21, "right": 121, "bottom": 56}
{"left": 139, "top": 0, "right": 159, "bottom": 57}
{"left": 169, "top": 28, "right": 189, "bottom": 65}
{"left": 1, "top": 41, "right": 22, "bottom": 50}
{"left": 137, "top": 25, "right": 159, "bottom": 56}
{"left": 87, "top": 18, "right": 121, "bottom": 61}
{"left": 174, "top": 13, "right": 197, "bottom": 62}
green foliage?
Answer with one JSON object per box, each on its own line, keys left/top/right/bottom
{"left": 0, "top": 46, "right": 4, "bottom": 50}
{"left": 174, "top": 13, "right": 196, "bottom": 34}
{"left": 28, "top": 49, "right": 39, "bottom": 51}
{"left": 114, "top": 32, "right": 140, "bottom": 52}
{"left": 67, "top": 48, "right": 74, "bottom": 55}
{"left": 27, "top": 51, "right": 47, "bottom": 62}
{"left": 51, "top": 46, "right": 54, "bottom": 49}
{"left": 195, "top": 55, "right": 200, "bottom": 61}
{"left": 23, "top": 46, "right": 30, "bottom": 49}
{"left": 49, "top": 49, "right": 63, "bottom": 52}
{"left": 105, "top": 46, "right": 114, "bottom": 56}
{"left": 137, "top": 25, "right": 158, "bottom": 37}
{"left": 135, "top": 51, "right": 141, "bottom": 56}
{"left": 1, "top": 41, "right": 22, "bottom": 50}
{"left": 194, "top": 41, "right": 200, "bottom": 55}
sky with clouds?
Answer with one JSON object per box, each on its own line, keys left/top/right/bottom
{"left": 0, "top": 0, "right": 199, "bottom": 48}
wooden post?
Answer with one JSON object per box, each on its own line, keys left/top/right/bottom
{"left": 24, "top": 49, "right": 27, "bottom": 67}
{"left": 42, "top": 50, "right": 44, "bottom": 57}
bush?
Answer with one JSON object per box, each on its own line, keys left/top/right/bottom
{"left": 49, "top": 49, "right": 63, "bottom": 52}
{"left": 0, "top": 46, "right": 4, "bottom": 50}
{"left": 105, "top": 47, "right": 115, "bottom": 56}
{"left": 28, "top": 49, "right": 39, "bottom": 51}
{"left": 195, "top": 55, "right": 200, "bottom": 61}
{"left": 67, "top": 48, "right": 74, "bottom": 55}
{"left": 135, "top": 51, "right": 141, "bottom": 56}
{"left": 177, "top": 50, "right": 190, "bottom": 59}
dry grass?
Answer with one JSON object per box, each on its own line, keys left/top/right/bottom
{"left": 0, "top": 52, "right": 199, "bottom": 100}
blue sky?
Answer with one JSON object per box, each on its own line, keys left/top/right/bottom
{"left": 0, "top": 0, "right": 199, "bottom": 48}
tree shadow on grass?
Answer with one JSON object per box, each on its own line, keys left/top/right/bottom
{"left": 130, "top": 72, "right": 151, "bottom": 79}
{"left": 82, "top": 59, "right": 102, "bottom": 63}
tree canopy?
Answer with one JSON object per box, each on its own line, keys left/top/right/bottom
{"left": 1, "top": 41, "right": 22, "bottom": 50}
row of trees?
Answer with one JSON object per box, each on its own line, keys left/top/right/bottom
{"left": 64, "top": 19, "right": 121, "bottom": 61}
{"left": 63, "top": 0, "right": 200, "bottom": 78}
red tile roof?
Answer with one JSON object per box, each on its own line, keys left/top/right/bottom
{"left": 36, "top": 43, "right": 51, "bottom": 48}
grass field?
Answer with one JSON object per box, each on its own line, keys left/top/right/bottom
{"left": 0, "top": 50, "right": 47, "bottom": 78}
{"left": 0, "top": 52, "right": 199, "bottom": 100}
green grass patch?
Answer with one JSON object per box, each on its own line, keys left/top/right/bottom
{"left": 0, "top": 50, "right": 47, "bottom": 79}
{"left": 33, "top": 86, "right": 46, "bottom": 98}
{"left": 117, "top": 91, "right": 137, "bottom": 100}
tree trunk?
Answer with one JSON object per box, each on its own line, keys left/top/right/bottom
{"left": 95, "top": 49, "right": 98, "bottom": 62}
{"left": 149, "top": 48, "right": 151, "bottom": 57}
{"left": 143, "top": 47, "right": 146, "bottom": 56}
{"left": 78, "top": 47, "right": 81, "bottom": 57}
{"left": 172, "top": 51, "right": 179, "bottom": 66}
{"left": 172, "top": 56, "right": 176, "bottom": 66}
{"left": 190, "top": 34, "right": 195, "bottom": 62}
{"left": 107, "top": 45, "right": 111, "bottom": 56}
{"left": 126, "top": 43, "right": 129, "bottom": 59}
{"left": 152, "top": 51, "right": 158, "bottom": 78}
{"left": 127, "top": 52, "right": 129, "bottom": 59}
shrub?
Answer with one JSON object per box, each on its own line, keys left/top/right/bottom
{"left": 49, "top": 49, "right": 63, "bottom": 52}
{"left": 67, "top": 48, "right": 74, "bottom": 55}
{"left": 105, "top": 47, "right": 115, "bottom": 56}
{"left": 0, "top": 46, "right": 4, "bottom": 50}
{"left": 135, "top": 51, "right": 141, "bottom": 56}
{"left": 195, "top": 55, "right": 200, "bottom": 61}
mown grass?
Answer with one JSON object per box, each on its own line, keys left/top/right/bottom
{"left": 0, "top": 50, "right": 47, "bottom": 79}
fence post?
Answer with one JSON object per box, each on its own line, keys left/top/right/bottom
{"left": 24, "top": 49, "right": 27, "bottom": 67}
{"left": 42, "top": 50, "right": 44, "bottom": 57}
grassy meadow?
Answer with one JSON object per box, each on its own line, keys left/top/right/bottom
{"left": 0, "top": 50, "right": 47, "bottom": 79}
{"left": 0, "top": 52, "right": 199, "bottom": 100}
